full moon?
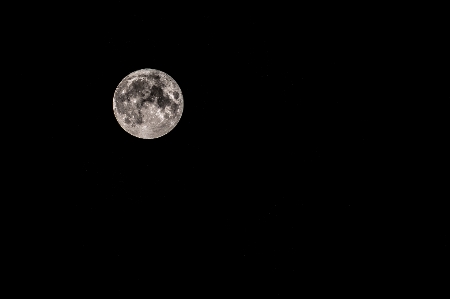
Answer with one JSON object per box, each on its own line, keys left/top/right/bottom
{"left": 113, "top": 68, "right": 184, "bottom": 139}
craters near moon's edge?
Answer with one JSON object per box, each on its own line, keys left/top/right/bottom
{"left": 114, "top": 72, "right": 181, "bottom": 130}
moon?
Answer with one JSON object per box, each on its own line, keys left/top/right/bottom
{"left": 113, "top": 68, "right": 184, "bottom": 139}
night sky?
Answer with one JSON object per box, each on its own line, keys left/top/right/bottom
{"left": 27, "top": 2, "right": 447, "bottom": 296}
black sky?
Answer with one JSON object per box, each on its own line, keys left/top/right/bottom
{"left": 26, "top": 3, "right": 447, "bottom": 295}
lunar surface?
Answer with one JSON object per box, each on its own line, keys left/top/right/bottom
{"left": 113, "top": 69, "right": 183, "bottom": 139}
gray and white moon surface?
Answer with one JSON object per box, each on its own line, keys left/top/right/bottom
{"left": 113, "top": 69, "right": 183, "bottom": 139}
